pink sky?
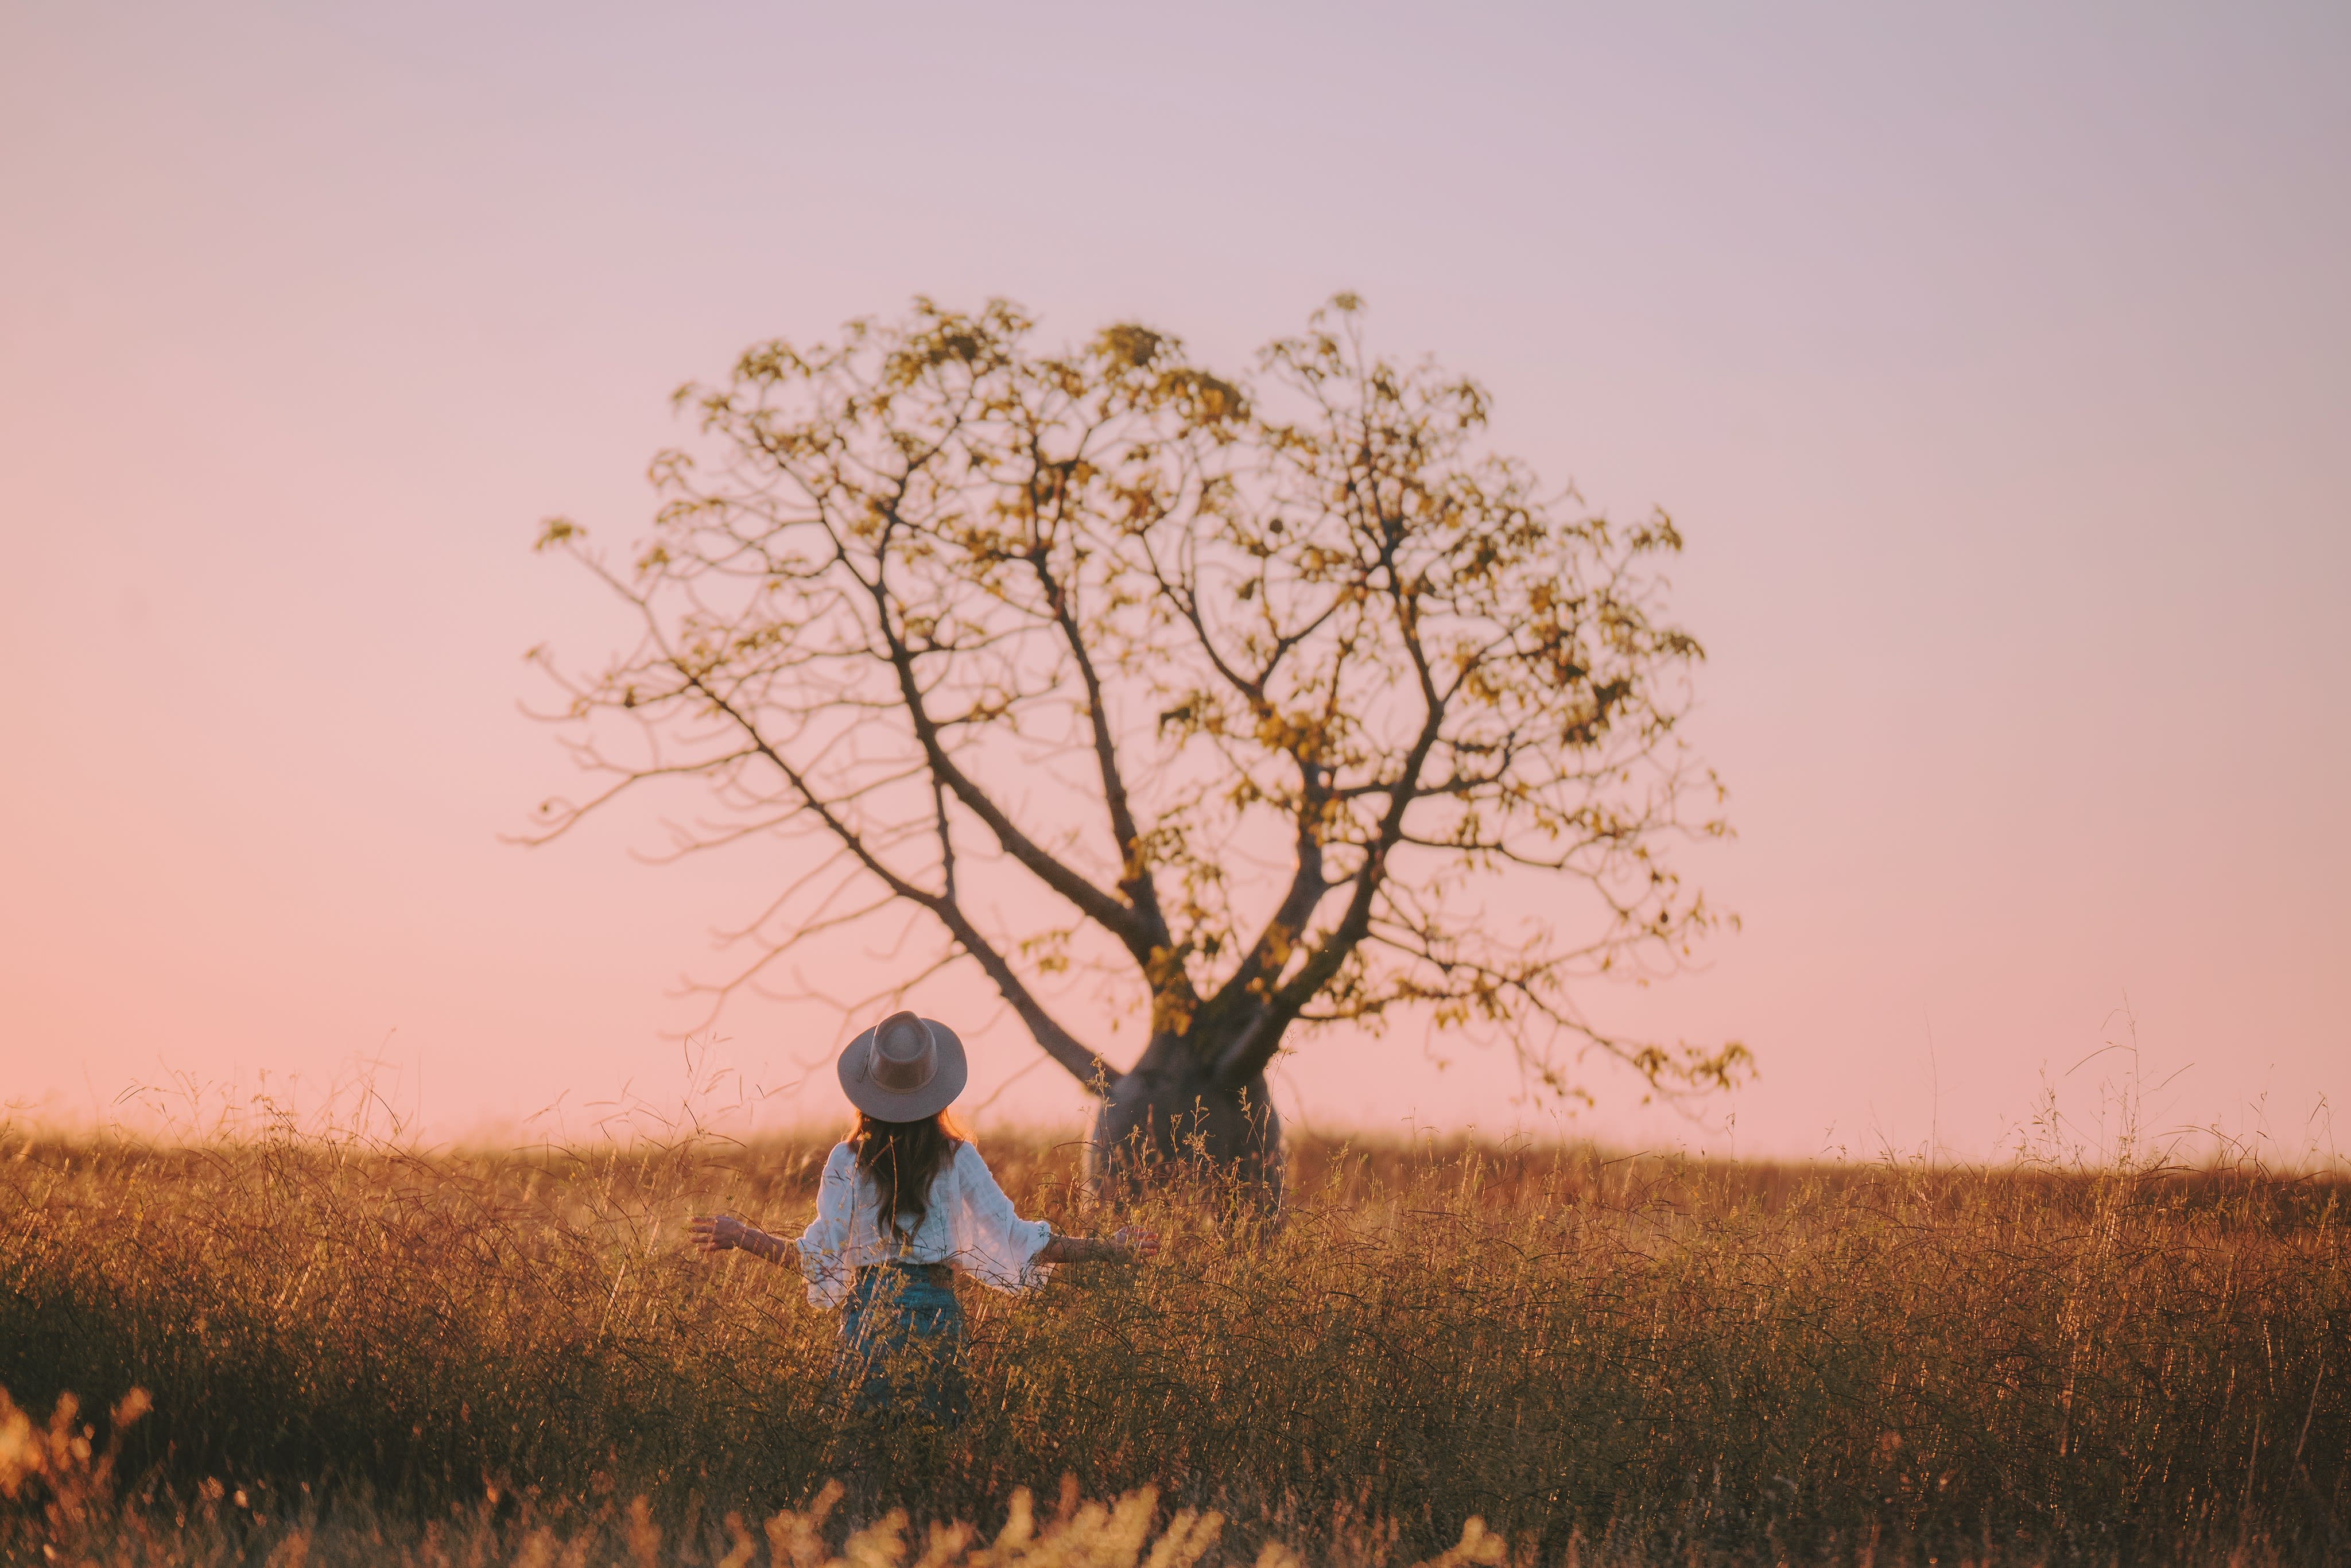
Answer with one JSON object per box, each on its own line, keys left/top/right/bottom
{"left": 3, "top": 3, "right": 2346, "bottom": 1162}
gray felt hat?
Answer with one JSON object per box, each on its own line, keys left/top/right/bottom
{"left": 837, "top": 1011, "right": 969, "bottom": 1121}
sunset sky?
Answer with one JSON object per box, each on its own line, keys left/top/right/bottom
{"left": 4, "top": 3, "right": 2345, "bottom": 1163}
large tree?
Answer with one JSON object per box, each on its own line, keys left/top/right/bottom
{"left": 527, "top": 296, "right": 1743, "bottom": 1193}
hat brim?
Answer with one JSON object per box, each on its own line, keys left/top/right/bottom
{"left": 837, "top": 1017, "right": 968, "bottom": 1121}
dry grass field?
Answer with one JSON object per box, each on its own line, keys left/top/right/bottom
{"left": 2, "top": 1122, "right": 2344, "bottom": 1565}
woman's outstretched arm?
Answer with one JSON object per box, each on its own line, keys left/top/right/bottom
{"left": 689, "top": 1214, "right": 792, "bottom": 1264}
{"left": 692, "top": 1214, "right": 1155, "bottom": 1266}
{"left": 1036, "top": 1226, "right": 1159, "bottom": 1264}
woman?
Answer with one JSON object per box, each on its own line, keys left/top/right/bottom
{"left": 690, "top": 1010, "right": 1155, "bottom": 1424}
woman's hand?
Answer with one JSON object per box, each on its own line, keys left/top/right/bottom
{"left": 1038, "top": 1227, "right": 1161, "bottom": 1265}
{"left": 689, "top": 1214, "right": 748, "bottom": 1255}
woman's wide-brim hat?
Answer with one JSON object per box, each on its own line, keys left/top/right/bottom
{"left": 837, "top": 1011, "right": 969, "bottom": 1121}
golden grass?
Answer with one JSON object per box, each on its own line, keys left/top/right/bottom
{"left": 3, "top": 1389, "right": 1524, "bottom": 1568}
{"left": 2, "top": 1124, "right": 2344, "bottom": 1565}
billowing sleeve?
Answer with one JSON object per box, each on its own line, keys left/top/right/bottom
{"left": 795, "top": 1144, "right": 858, "bottom": 1309}
{"left": 948, "top": 1142, "right": 1054, "bottom": 1294}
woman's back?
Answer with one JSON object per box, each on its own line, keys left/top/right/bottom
{"left": 796, "top": 1138, "right": 1053, "bottom": 1305}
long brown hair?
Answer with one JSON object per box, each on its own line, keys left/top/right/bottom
{"left": 851, "top": 1109, "right": 967, "bottom": 1240}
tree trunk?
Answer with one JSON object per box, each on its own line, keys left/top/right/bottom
{"left": 1084, "top": 1030, "right": 1283, "bottom": 1203}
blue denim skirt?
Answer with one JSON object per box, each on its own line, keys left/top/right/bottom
{"left": 835, "top": 1260, "right": 967, "bottom": 1426}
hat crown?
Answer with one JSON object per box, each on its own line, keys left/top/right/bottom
{"left": 868, "top": 1011, "right": 936, "bottom": 1094}
{"left": 839, "top": 1012, "right": 965, "bottom": 1121}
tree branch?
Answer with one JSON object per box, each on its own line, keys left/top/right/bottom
{"left": 673, "top": 651, "right": 1118, "bottom": 1094}
{"left": 863, "top": 535, "right": 1154, "bottom": 957}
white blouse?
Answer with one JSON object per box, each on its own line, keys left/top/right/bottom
{"left": 794, "top": 1139, "right": 1056, "bottom": 1308}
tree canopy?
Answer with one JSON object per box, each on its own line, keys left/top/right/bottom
{"left": 529, "top": 296, "right": 1744, "bottom": 1176}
